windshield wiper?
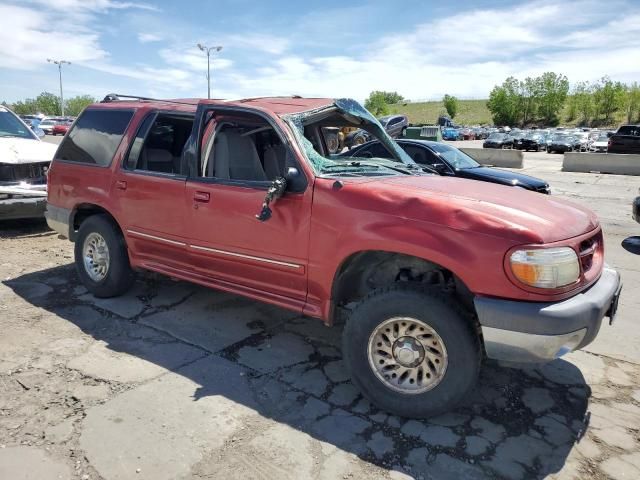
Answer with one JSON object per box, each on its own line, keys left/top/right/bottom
{"left": 322, "top": 161, "right": 381, "bottom": 171}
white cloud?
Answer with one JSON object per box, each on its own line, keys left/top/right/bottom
{"left": 2, "top": 0, "right": 639, "bottom": 103}
{"left": 138, "top": 33, "right": 163, "bottom": 43}
{"left": 217, "top": 0, "right": 640, "bottom": 101}
{"left": 159, "top": 46, "right": 233, "bottom": 72}
{"left": 0, "top": 4, "right": 107, "bottom": 69}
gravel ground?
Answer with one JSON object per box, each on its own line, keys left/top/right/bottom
{"left": 1, "top": 148, "right": 640, "bottom": 480}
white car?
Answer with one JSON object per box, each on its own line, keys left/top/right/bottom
{"left": 589, "top": 134, "right": 609, "bottom": 153}
{"left": 38, "top": 119, "right": 56, "bottom": 134}
{"left": 0, "top": 106, "right": 58, "bottom": 220}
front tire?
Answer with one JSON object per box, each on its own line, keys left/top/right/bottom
{"left": 74, "top": 214, "right": 135, "bottom": 298}
{"left": 342, "top": 286, "right": 481, "bottom": 418}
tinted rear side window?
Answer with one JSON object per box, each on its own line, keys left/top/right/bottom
{"left": 617, "top": 126, "right": 640, "bottom": 136}
{"left": 56, "top": 109, "right": 134, "bottom": 166}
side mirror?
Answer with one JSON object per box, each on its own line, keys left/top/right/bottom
{"left": 284, "top": 153, "right": 307, "bottom": 193}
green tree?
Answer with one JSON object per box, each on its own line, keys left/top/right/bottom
{"left": 487, "top": 76, "right": 521, "bottom": 126}
{"left": 624, "top": 82, "right": 640, "bottom": 123}
{"left": 592, "top": 76, "right": 625, "bottom": 123}
{"left": 535, "top": 72, "right": 569, "bottom": 126}
{"left": 28, "top": 92, "right": 62, "bottom": 115}
{"left": 571, "top": 82, "right": 593, "bottom": 125}
{"left": 442, "top": 94, "right": 458, "bottom": 119}
{"left": 65, "top": 95, "right": 96, "bottom": 116}
{"left": 518, "top": 77, "right": 538, "bottom": 126}
{"left": 378, "top": 91, "right": 404, "bottom": 105}
{"left": 364, "top": 91, "right": 391, "bottom": 116}
{"left": 11, "top": 98, "right": 38, "bottom": 115}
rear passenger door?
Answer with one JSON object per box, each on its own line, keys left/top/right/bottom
{"left": 112, "top": 111, "right": 194, "bottom": 272}
{"left": 184, "top": 108, "right": 312, "bottom": 307}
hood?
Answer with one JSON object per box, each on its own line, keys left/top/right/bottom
{"left": 346, "top": 175, "right": 598, "bottom": 244}
{"left": 0, "top": 138, "right": 57, "bottom": 164}
{"left": 593, "top": 140, "right": 608, "bottom": 147}
{"left": 458, "top": 166, "right": 548, "bottom": 189}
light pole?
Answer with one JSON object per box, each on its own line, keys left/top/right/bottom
{"left": 47, "top": 58, "right": 71, "bottom": 116}
{"left": 196, "top": 44, "right": 223, "bottom": 99}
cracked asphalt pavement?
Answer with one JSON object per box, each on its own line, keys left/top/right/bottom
{"left": 1, "top": 151, "right": 640, "bottom": 480}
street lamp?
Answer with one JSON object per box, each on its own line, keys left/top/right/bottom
{"left": 47, "top": 58, "right": 71, "bottom": 117}
{"left": 196, "top": 44, "right": 223, "bottom": 99}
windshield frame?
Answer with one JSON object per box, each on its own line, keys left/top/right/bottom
{"left": 282, "top": 98, "right": 415, "bottom": 177}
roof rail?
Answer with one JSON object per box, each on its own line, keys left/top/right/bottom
{"left": 100, "top": 93, "right": 196, "bottom": 106}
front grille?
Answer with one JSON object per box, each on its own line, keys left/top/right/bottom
{"left": 0, "top": 162, "right": 49, "bottom": 183}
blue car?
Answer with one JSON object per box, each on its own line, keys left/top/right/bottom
{"left": 442, "top": 127, "right": 460, "bottom": 141}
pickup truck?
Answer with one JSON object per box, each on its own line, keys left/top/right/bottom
{"left": 45, "top": 95, "right": 622, "bottom": 418}
{"left": 608, "top": 124, "right": 640, "bottom": 154}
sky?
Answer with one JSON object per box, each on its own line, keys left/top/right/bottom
{"left": 0, "top": 0, "right": 639, "bottom": 103}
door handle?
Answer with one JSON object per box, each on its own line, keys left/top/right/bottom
{"left": 116, "top": 180, "right": 127, "bottom": 190}
{"left": 193, "top": 191, "right": 210, "bottom": 203}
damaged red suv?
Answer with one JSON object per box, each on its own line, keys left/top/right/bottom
{"left": 45, "top": 95, "right": 622, "bottom": 418}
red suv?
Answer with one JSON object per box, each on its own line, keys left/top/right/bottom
{"left": 45, "top": 95, "right": 622, "bottom": 418}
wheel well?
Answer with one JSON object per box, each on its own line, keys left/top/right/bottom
{"left": 331, "top": 251, "right": 475, "bottom": 321}
{"left": 71, "top": 204, "right": 121, "bottom": 240}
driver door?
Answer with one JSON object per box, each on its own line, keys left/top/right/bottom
{"left": 184, "top": 109, "right": 312, "bottom": 307}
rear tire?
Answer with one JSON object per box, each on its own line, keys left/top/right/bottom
{"left": 74, "top": 214, "right": 135, "bottom": 298}
{"left": 342, "top": 285, "right": 481, "bottom": 418}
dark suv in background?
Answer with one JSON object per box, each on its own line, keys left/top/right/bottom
{"left": 608, "top": 125, "right": 640, "bottom": 154}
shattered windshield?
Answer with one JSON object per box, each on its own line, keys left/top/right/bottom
{"left": 283, "top": 98, "right": 418, "bottom": 177}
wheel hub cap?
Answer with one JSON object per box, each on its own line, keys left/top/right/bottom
{"left": 393, "top": 337, "right": 425, "bottom": 367}
{"left": 368, "top": 317, "right": 448, "bottom": 394}
{"left": 83, "top": 232, "right": 110, "bottom": 282}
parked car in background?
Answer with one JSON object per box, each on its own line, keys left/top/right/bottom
{"left": 517, "top": 132, "right": 547, "bottom": 151}
{"left": 378, "top": 115, "right": 409, "bottom": 138}
{"left": 459, "top": 128, "right": 476, "bottom": 140}
{"left": 38, "top": 119, "right": 56, "bottom": 135}
{"left": 442, "top": 127, "right": 460, "bottom": 141}
{"left": 473, "top": 127, "right": 489, "bottom": 140}
{"left": 52, "top": 120, "right": 72, "bottom": 136}
{"left": 589, "top": 134, "right": 609, "bottom": 153}
{"left": 0, "top": 105, "right": 57, "bottom": 220}
{"left": 547, "top": 134, "right": 575, "bottom": 154}
{"left": 343, "top": 139, "right": 550, "bottom": 193}
{"left": 608, "top": 125, "right": 640, "bottom": 154}
{"left": 508, "top": 131, "right": 526, "bottom": 147}
{"left": 573, "top": 132, "right": 591, "bottom": 152}
{"left": 483, "top": 132, "right": 513, "bottom": 149}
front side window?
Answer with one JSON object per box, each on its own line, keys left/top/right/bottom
{"left": 57, "top": 109, "right": 134, "bottom": 166}
{"left": 200, "top": 111, "right": 291, "bottom": 183}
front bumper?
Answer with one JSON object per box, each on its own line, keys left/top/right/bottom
{"left": 633, "top": 196, "right": 640, "bottom": 224}
{"left": 474, "top": 267, "right": 621, "bottom": 363}
{"left": 0, "top": 196, "right": 47, "bottom": 220}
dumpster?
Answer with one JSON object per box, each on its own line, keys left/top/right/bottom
{"left": 403, "top": 125, "right": 442, "bottom": 141}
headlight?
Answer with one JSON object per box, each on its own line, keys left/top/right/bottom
{"left": 510, "top": 247, "right": 579, "bottom": 289}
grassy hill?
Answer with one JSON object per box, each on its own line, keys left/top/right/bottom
{"left": 387, "top": 99, "right": 626, "bottom": 128}
{"left": 387, "top": 99, "right": 491, "bottom": 126}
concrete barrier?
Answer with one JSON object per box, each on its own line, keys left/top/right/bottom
{"left": 460, "top": 148, "right": 523, "bottom": 168}
{"left": 563, "top": 153, "right": 640, "bottom": 176}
